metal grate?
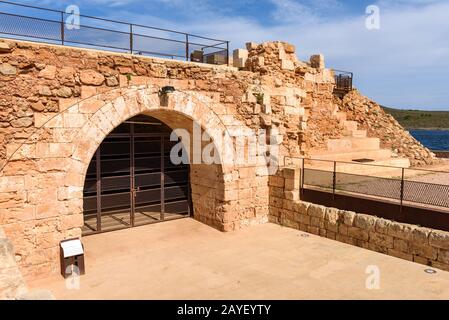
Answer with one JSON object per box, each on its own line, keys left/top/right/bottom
{"left": 404, "top": 180, "right": 449, "bottom": 208}
{"left": 336, "top": 172, "right": 402, "bottom": 200}
{"left": 0, "top": 12, "right": 61, "bottom": 41}
{"left": 303, "top": 168, "right": 334, "bottom": 190}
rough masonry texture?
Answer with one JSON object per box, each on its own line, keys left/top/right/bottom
{"left": 269, "top": 167, "right": 449, "bottom": 272}
{"left": 0, "top": 227, "right": 53, "bottom": 299}
{"left": 0, "top": 38, "right": 436, "bottom": 281}
{"left": 336, "top": 90, "right": 435, "bottom": 166}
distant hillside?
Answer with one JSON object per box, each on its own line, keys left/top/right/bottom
{"left": 382, "top": 107, "right": 449, "bottom": 130}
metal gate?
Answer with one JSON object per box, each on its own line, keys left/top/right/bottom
{"left": 82, "top": 115, "right": 191, "bottom": 235}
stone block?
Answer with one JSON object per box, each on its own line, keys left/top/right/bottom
{"left": 375, "top": 218, "right": 391, "bottom": 234}
{"left": 80, "top": 69, "right": 105, "bottom": 85}
{"left": 59, "top": 98, "right": 79, "bottom": 112}
{"left": 79, "top": 99, "right": 104, "bottom": 114}
{"left": 388, "top": 249, "right": 413, "bottom": 261}
{"left": 245, "top": 42, "right": 258, "bottom": 51}
{"left": 310, "top": 54, "right": 325, "bottom": 70}
{"left": 310, "top": 217, "right": 324, "bottom": 228}
{"left": 369, "top": 232, "right": 394, "bottom": 249}
{"left": 348, "top": 227, "right": 369, "bottom": 241}
{"left": 438, "top": 249, "right": 449, "bottom": 264}
{"left": 336, "top": 234, "right": 356, "bottom": 245}
{"left": 283, "top": 43, "right": 295, "bottom": 54}
{"left": 308, "top": 204, "right": 326, "bottom": 219}
{"left": 413, "top": 255, "right": 430, "bottom": 266}
{"left": 297, "top": 213, "right": 310, "bottom": 225}
{"left": 63, "top": 113, "right": 86, "bottom": 128}
{"left": 325, "top": 207, "right": 339, "bottom": 223}
{"left": 354, "top": 214, "right": 376, "bottom": 230}
{"left": 326, "top": 231, "right": 336, "bottom": 240}
{"left": 233, "top": 49, "right": 248, "bottom": 69}
{"left": 338, "top": 224, "right": 348, "bottom": 236}
{"left": 387, "top": 221, "right": 416, "bottom": 241}
{"left": 429, "top": 230, "right": 449, "bottom": 250}
{"left": 284, "top": 178, "right": 299, "bottom": 191}
{"left": 81, "top": 86, "right": 98, "bottom": 99}
{"left": 0, "top": 42, "right": 12, "bottom": 53}
{"left": 281, "top": 59, "right": 295, "bottom": 71}
{"left": 38, "top": 65, "right": 56, "bottom": 79}
{"left": 325, "top": 220, "right": 338, "bottom": 233}
{"left": 284, "top": 191, "right": 298, "bottom": 201}
{"left": 409, "top": 243, "right": 438, "bottom": 260}
{"left": 412, "top": 227, "right": 432, "bottom": 244}
{"left": 307, "top": 225, "right": 320, "bottom": 235}
{"left": 0, "top": 63, "right": 17, "bottom": 75}
{"left": 393, "top": 238, "right": 409, "bottom": 252}
{"left": 293, "top": 201, "right": 309, "bottom": 215}
{"left": 339, "top": 210, "right": 356, "bottom": 226}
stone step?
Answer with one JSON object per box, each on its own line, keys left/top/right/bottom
{"left": 343, "top": 120, "right": 358, "bottom": 131}
{"left": 342, "top": 129, "right": 367, "bottom": 138}
{"left": 374, "top": 158, "right": 411, "bottom": 169}
{"left": 309, "top": 148, "right": 392, "bottom": 162}
{"left": 326, "top": 137, "right": 380, "bottom": 152}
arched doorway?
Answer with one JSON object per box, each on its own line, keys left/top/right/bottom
{"left": 82, "top": 114, "right": 191, "bottom": 235}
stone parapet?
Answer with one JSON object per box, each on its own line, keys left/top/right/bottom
{"left": 269, "top": 167, "right": 449, "bottom": 272}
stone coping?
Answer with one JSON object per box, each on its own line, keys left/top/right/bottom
{"left": 0, "top": 38, "right": 239, "bottom": 72}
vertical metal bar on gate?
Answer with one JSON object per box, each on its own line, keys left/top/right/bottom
{"left": 129, "top": 24, "right": 133, "bottom": 54}
{"left": 95, "top": 149, "right": 101, "bottom": 232}
{"left": 400, "top": 168, "right": 405, "bottom": 215}
{"left": 160, "top": 136, "right": 165, "bottom": 221}
{"left": 60, "top": 12, "right": 64, "bottom": 45}
{"left": 332, "top": 161, "right": 337, "bottom": 200}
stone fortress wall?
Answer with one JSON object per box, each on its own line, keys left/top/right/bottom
{"left": 0, "top": 38, "right": 436, "bottom": 281}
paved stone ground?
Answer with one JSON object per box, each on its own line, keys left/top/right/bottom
{"left": 28, "top": 219, "right": 449, "bottom": 299}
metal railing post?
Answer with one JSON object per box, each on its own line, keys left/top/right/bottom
{"left": 400, "top": 168, "right": 405, "bottom": 216}
{"left": 332, "top": 161, "right": 337, "bottom": 200}
{"left": 349, "top": 72, "right": 354, "bottom": 90}
{"left": 301, "top": 158, "right": 305, "bottom": 196}
{"left": 60, "top": 11, "right": 64, "bottom": 45}
{"left": 226, "top": 41, "right": 230, "bottom": 66}
{"left": 129, "top": 24, "right": 133, "bottom": 54}
{"left": 185, "top": 34, "right": 189, "bottom": 62}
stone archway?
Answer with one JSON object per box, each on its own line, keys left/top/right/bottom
{"left": 0, "top": 84, "right": 270, "bottom": 278}
{"left": 68, "top": 86, "right": 238, "bottom": 232}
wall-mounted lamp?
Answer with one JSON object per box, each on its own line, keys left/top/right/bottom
{"left": 159, "top": 86, "right": 175, "bottom": 107}
{"left": 160, "top": 86, "right": 176, "bottom": 95}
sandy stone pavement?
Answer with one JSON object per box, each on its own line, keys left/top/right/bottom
{"left": 28, "top": 219, "right": 449, "bottom": 300}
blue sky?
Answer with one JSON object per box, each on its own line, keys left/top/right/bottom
{"left": 3, "top": 0, "right": 449, "bottom": 110}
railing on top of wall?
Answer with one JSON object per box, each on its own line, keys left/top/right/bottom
{"left": 0, "top": 1, "right": 230, "bottom": 65}
{"left": 333, "top": 70, "right": 353, "bottom": 93}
